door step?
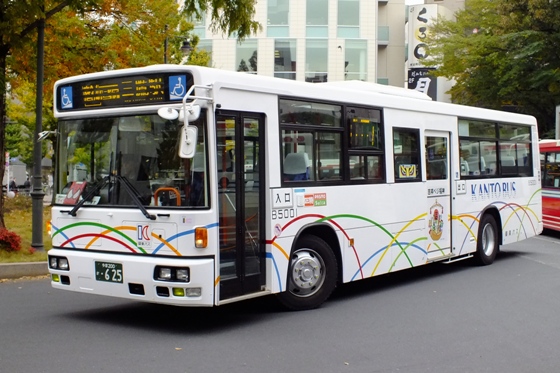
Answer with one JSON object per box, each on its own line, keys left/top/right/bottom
{"left": 441, "top": 254, "right": 473, "bottom": 264}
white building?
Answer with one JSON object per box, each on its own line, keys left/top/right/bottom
{"left": 423, "top": 0, "right": 464, "bottom": 14}
{"left": 192, "top": 0, "right": 406, "bottom": 87}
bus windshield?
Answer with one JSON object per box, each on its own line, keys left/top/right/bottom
{"left": 55, "top": 112, "right": 209, "bottom": 208}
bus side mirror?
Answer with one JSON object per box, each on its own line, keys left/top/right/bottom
{"left": 178, "top": 125, "right": 198, "bottom": 158}
{"left": 38, "top": 130, "right": 57, "bottom": 142}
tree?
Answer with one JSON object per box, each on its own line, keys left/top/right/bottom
{"left": 425, "top": 0, "right": 560, "bottom": 136}
{"left": 182, "top": 0, "right": 260, "bottom": 40}
{"left": 0, "top": 0, "right": 260, "bottom": 228}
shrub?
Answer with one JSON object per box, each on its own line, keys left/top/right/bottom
{"left": 0, "top": 228, "right": 22, "bottom": 252}
{"left": 3, "top": 195, "right": 33, "bottom": 212}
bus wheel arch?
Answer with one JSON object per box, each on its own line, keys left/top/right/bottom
{"left": 474, "top": 209, "right": 500, "bottom": 266}
{"left": 298, "top": 224, "right": 342, "bottom": 282}
{"left": 277, "top": 226, "right": 340, "bottom": 311}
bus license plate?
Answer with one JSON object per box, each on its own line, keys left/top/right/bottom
{"left": 95, "top": 261, "right": 123, "bottom": 283}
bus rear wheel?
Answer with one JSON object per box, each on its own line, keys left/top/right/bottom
{"left": 277, "top": 235, "right": 338, "bottom": 311}
{"left": 474, "top": 214, "right": 499, "bottom": 266}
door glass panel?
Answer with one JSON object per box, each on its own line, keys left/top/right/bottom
{"left": 426, "top": 136, "right": 447, "bottom": 180}
{"left": 217, "top": 115, "right": 237, "bottom": 280}
{"left": 243, "top": 117, "right": 260, "bottom": 276}
{"left": 217, "top": 114, "right": 263, "bottom": 290}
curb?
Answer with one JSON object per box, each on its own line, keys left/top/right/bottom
{"left": 0, "top": 262, "right": 49, "bottom": 279}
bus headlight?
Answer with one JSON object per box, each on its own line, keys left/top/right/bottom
{"left": 49, "top": 256, "right": 69, "bottom": 271}
{"left": 154, "top": 266, "right": 190, "bottom": 282}
{"left": 58, "top": 258, "right": 69, "bottom": 270}
{"left": 176, "top": 269, "right": 189, "bottom": 281}
{"left": 157, "top": 267, "right": 172, "bottom": 281}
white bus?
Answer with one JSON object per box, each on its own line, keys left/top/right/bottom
{"left": 47, "top": 65, "right": 543, "bottom": 310}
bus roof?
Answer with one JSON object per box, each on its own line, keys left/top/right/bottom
{"left": 539, "top": 139, "right": 560, "bottom": 150}
{"left": 54, "top": 65, "right": 538, "bottom": 127}
{"left": 321, "top": 80, "right": 432, "bottom": 101}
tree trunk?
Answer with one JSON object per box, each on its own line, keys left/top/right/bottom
{"left": 0, "top": 50, "right": 7, "bottom": 228}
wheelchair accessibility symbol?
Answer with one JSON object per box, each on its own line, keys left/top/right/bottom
{"left": 169, "top": 75, "right": 187, "bottom": 100}
{"left": 61, "top": 87, "right": 73, "bottom": 109}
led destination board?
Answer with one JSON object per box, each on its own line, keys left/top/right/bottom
{"left": 57, "top": 72, "right": 194, "bottom": 111}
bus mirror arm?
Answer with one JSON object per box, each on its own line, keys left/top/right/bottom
{"left": 180, "top": 104, "right": 201, "bottom": 123}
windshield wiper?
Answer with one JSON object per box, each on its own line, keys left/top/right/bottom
{"left": 67, "top": 175, "right": 110, "bottom": 217}
{"left": 67, "top": 175, "right": 156, "bottom": 221}
{"left": 116, "top": 175, "right": 156, "bottom": 220}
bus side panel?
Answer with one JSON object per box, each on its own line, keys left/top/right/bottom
{"left": 267, "top": 183, "right": 430, "bottom": 291}
{"left": 542, "top": 191, "right": 560, "bottom": 231}
{"left": 452, "top": 177, "right": 542, "bottom": 256}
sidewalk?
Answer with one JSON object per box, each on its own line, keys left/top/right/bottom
{"left": 0, "top": 192, "right": 53, "bottom": 280}
{"left": 0, "top": 262, "right": 49, "bottom": 279}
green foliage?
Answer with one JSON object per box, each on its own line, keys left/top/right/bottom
{"left": 6, "top": 81, "right": 37, "bottom": 165}
{"left": 0, "top": 0, "right": 260, "bottom": 228}
{"left": 182, "top": 0, "right": 261, "bottom": 40}
{"left": 1, "top": 195, "right": 50, "bottom": 262}
{"left": 3, "top": 195, "right": 33, "bottom": 213}
{"left": 425, "top": 0, "right": 560, "bottom": 135}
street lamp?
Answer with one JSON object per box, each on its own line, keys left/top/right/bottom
{"left": 164, "top": 37, "right": 192, "bottom": 64}
{"left": 31, "top": 16, "right": 45, "bottom": 251}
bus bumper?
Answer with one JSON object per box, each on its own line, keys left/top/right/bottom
{"left": 48, "top": 248, "right": 215, "bottom": 307}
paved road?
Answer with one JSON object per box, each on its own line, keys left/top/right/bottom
{"left": 1, "top": 233, "right": 559, "bottom": 373}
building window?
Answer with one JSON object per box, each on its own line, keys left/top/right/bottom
{"left": 345, "top": 40, "right": 367, "bottom": 81}
{"left": 305, "top": 39, "right": 328, "bottom": 83}
{"left": 338, "top": 0, "right": 359, "bottom": 26}
{"left": 196, "top": 39, "right": 213, "bottom": 67}
{"left": 236, "top": 40, "right": 258, "bottom": 74}
{"left": 274, "top": 39, "right": 296, "bottom": 80}
{"left": 306, "top": 0, "right": 328, "bottom": 25}
{"left": 268, "top": 0, "right": 289, "bottom": 25}
{"left": 306, "top": 0, "right": 328, "bottom": 37}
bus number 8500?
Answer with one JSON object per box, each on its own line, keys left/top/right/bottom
{"left": 272, "top": 208, "right": 295, "bottom": 220}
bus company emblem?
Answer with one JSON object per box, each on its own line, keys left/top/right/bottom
{"left": 137, "top": 225, "right": 151, "bottom": 247}
{"left": 428, "top": 200, "right": 444, "bottom": 241}
{"left": 399, "top": 164, "right": 417, "bottom": 178}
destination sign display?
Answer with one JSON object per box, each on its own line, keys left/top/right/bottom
{"left": 56, "top": 72, "right": 194, "bottom": 111}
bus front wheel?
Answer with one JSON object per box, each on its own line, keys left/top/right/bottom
{"left": 277, "top": 235, "right": 338, "bottom": 311}
{"left": 474, "top": 214, "right": 499, "bottom": 266}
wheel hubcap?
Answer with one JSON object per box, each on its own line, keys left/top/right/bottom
{"left": 482, "top": 223, "right": 495, "bottom": 256}
{"left": 289, "top": 250, "right": 325, "bottom": 297}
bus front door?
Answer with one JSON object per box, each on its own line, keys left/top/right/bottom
{"left": 425, "top": 131, "right": 452, "bottom": 260}
{"left": 216, "top": 112, "right": 265, "bottom": 301}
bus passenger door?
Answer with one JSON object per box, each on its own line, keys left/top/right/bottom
{"left": 216, "top": 112, "right": 265, "bottom": 301}
{"left": 425, "top": 131, "right": 452, "bottom": 260}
